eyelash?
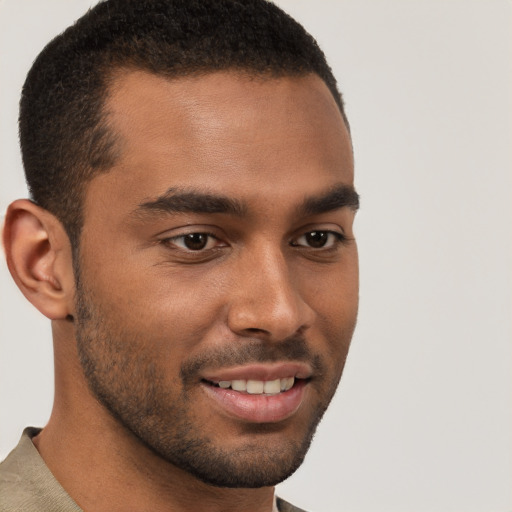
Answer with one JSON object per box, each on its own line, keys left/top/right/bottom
{"left": 162, "top": 232, "right": 222, "bottom": 252}
{"left": 161, "top": 230, "right": 347, "bottom": 252}
{"left": 291, "top": 230, "right": 346, "bottom": 250}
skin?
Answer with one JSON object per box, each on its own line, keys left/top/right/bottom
{"left": 3, "top": 70, "right": 358, "bottom": 512}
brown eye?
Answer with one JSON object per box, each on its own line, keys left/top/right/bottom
{"left": 292, "top": 230, "right": 344, "bottom": 249}
{"left": 183, "top": 233, "right": 209, "bottom": 250}
{"left": 165, "top": 233, "right": 219, "bottom": 251}
{"left": 305, "top": 231, "right": 328, "bottom": 248}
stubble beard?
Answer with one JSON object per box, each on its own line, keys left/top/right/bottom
{"left": 73, "top": 273, "right": 347, "bottom": 488}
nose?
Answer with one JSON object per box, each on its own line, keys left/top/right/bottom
{"left": 227, "top": 246, "right": 315, "bottom": 341}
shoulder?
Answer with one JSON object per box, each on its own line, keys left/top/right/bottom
{"left": 0, "top": 427, "right": 40, "bottom": 511}
{"left": 276, "top": 496, "right": 310, "bottom": 512}
{"left": 0, "top": 428, "right": 82, "bottom": 512}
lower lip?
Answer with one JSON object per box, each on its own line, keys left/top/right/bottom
{"left": 201, "top": 380, "right": 308, "bottom": 423}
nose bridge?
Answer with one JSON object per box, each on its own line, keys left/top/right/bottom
{"left": 227, "top": 241, "right": 314, "bottom": 339}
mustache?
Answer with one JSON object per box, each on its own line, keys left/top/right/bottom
{"left": 180, "top": 335, "right": 325, "bottom": 386}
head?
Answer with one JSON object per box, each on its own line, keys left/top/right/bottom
{"left": 7, "top": 0, "right": 359, "bottom": 490}
{"left": 20, "top": 0, "right": 348, "bottom": 249}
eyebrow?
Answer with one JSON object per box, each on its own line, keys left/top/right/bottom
{"left": 134, "top": 188, "right": 247, "bottom": 218}
{"left": 133, "top": 183, "right": 359, "bottom": 220}
{"left": 298, "top": 184, "right": 360, "bottom": 216}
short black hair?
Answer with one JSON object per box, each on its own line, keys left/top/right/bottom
{"left": 20, "top": 0, "right": 347, "bottom": 245}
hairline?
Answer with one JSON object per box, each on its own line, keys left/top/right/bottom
{"left": 58, "top": 62, "right": 350, "bottom": 272}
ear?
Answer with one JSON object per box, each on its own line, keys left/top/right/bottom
{"left": 3, "top": 199, "right": 75, "bottom": 320}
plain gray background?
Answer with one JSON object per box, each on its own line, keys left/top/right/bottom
{"left": 1, "top": 1, "right": 511, "bottom": 511}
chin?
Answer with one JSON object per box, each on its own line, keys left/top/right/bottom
{"left": 158, "top": 437, "right": 314, "bottom": 488}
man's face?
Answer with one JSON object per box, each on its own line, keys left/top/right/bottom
{"left": 75, "top": 70, "right": 358, "bottom": 487}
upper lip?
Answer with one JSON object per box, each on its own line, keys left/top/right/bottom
{"left": 201, "top": 362, "right": 313, "bottom": 383}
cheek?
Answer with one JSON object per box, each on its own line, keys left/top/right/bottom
{"left": 303, "top": 255, "right": 359, "bottom": 366}
{"left": 303, "top": 251, "right": 359, "bottom": 318}
{"left": 86, "top": 263, "right": 228, "bottom": 357}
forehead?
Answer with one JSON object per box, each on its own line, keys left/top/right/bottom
{"left": 87, "top": 70, "right": 353, "bottom": 215}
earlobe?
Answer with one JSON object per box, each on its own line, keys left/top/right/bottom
{"left": 3, "top": 199, "right": 75, "bottom": 320}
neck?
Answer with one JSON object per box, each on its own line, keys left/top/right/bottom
{"left": 36, "top": 322, "right": 276, "bottom": 512}
{"left": 34, "top": 421, "right": 275, "bottom": 512}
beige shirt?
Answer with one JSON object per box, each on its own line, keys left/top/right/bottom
{"left": 0, "top": 428, "right": 305, "bottom": 512}
{"left": 0, "top": 428, "right": 81, "bottom": 512}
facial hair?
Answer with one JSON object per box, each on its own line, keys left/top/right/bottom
{"left": 74, "top": 271, "right": 346, "bottom": 488}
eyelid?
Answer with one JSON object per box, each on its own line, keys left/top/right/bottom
{"left": 291, "top": 229, "right": 346, "bottom": 249}
{"left": 290, "top": 221, "right": 346, "bottom": 240}
{"left": 161, "top": 231, "right": 226, "bottom": 251}
{"left": 155, "top": 223, "right": 223, "bottom": 241}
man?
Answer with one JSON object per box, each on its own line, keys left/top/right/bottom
{"left": 0, "top": 0, "right": 359, "bottom": 510}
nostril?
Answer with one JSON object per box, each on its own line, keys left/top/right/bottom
{"left": 244, "top": 327, "right": 270, "bottom": 335}
{"left": 227, "top": 292, "right": 314, "bottom": 342}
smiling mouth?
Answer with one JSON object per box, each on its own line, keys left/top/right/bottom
{"left": 203, "top": 377, "right": 302, "bottom": 395}
{"left": 201, "top": 373, "right": 310, "bottom": 423}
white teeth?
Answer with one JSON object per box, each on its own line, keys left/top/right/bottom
{"left": 247, "top": 380, "right": 264, "bottom": 394}
{"left": 231, "top": 380, "right": 247, "bottom": 392}
{"left": 263, "top": 379, "right": 281, "bottom": 395}
{"left": 283, "top": 377, "right": 295, "bottom": 391}
{"left": 213, "top": 377, "right": 295, "bottom": 394}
